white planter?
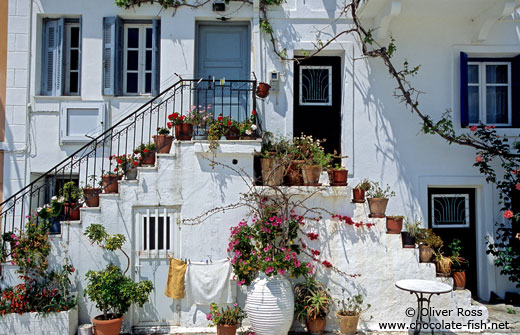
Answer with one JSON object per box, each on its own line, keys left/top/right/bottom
{"left": 0, "top": 308, "right": 78, "bottom": 335}
{"left": 245, "top": 274, "right": 294, "bottom": 335}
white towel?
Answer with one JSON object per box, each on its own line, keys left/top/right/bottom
{"left": 184, "top": 259, "right": 234, "bottom": 306}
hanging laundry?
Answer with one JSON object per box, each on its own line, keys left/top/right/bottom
{"left": 164, "top": 258, "right": 188, "bottom": 299}
{"left": 184, "top": 259, "right": 234, "bottom": 305}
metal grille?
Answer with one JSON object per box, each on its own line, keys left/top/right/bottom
{"left": 138, "top": 208, "right": 178, "bottom": 258}
{"left": 431, "top": 194, "right": 470, "bottom": 228}
{"left": 299, "top": 66, "right": 332, "bottom": 106}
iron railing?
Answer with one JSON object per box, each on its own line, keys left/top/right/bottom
{"left": 0, "top": 78, "right": 258, "bottom": 239}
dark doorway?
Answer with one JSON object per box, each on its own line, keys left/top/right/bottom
{"left": 293, "top": 56, "right": 342, "bottom": 156}
{"left": 428, "top": 188, "right": 477, "bottom": 296}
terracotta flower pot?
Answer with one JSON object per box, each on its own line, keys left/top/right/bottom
{"left": 352, "top": 188, "right": 365, "bottom": 203}
{"left": 93, "top": 314, "right": 123, "bottom": 335}
{"left": 301, "top": 165, "right": 322, "bottom": 186}
{"left": 285, "top": 160, "right": 304, "bottom": 186}
{"left": 64, "top": 202, "right": 80, "bottom": 221}
{"left": 175, "top": 123, "right": 193, "bottom": 140}
{"left": 328, "top": 169, "right": 348, "bottom": 186}
{"left": 141, "top": 152, "right": 156, "bottom": 166}
{"left": 217, "top": 324, "right": 238, "bottom": 335}
{"left": 386, "top": 216, "right": 403, "bottom": 234}
{"left": 83, "top": 187, "right": 101, "bottom": 207}
{"left": 337, "top": 313, "right": 359, "bottom": 335}
{"left": 256, "top": 82, "right": 271, "bottom": 98}
{"left": 419, "top": 244, "right": 433, "bottom": 263}
{"left": 260, "top": 157, "right": 284, "bottom": 186}
{"left": 102, "top": 175, "right": 120, "bottom": 194}
{"left": 153, "top": 134, "right": 173, "bottom": 153}
{"left": 401, "top": 231, "right": 416, "bottom": 248}
{"left": 452, "top": 271, "right": 466, "bottom": 290}
{"left": 367, "top": 197, "right": 389, "bottom": 218}
{"left": 307, "top": 317, "right": 326, "bottom": 335}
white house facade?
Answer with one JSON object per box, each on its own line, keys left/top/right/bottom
{"left": 1, "top": 0, "right": 519, "bottom": 333}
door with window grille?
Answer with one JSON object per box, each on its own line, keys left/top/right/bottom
{"left": 428, "top": 188, "right": 477, "bottom": 295}
{"left": 134, "top": 208, "right": 180, "bottom": 327}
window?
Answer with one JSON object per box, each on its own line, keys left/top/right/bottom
{"left": 103, "top": 17, "right": 160, "bottom": 96}
{"left": 137, "top": 208, "right": 179, "bottom": 258}
{"left": 60, "top": 102, "right": 105, "bottom": 144}
{"left": 430, "top": 193, "right": 470, "bottom": 228}
{"left": 41, "top": 18, "right": 82, "bottom": 96}
{"left": 460, "top": 52, "right": 520, "bottom": 128}
{"left": 299, "top": 65, "right": 332, "bottom": 106}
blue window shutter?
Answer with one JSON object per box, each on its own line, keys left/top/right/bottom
{"left": 55, "top": 18, "right": 65, "bottom": 96}
{"left": 512, "top": 55, "right": 520, "bottom": 127}
{"left": 41, "top": 19, "right": 57, "bottom": 96}
{"left": 114, "top": 17, "right": 124, "bottom": 96}
{"left": 460, "top": 52, "right": 469, "bottom": 128}
{"left": 152, "top": 19, "right": 161, "bottom": 96}
{"left": 103, "top": 17, "right": 116, "bottom": 95}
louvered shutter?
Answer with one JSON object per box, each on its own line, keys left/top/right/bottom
{"left": 102, "top": 17, "right": 116, "bottom": 95}
{"left": 42, "top": 19, "right": 61, "bottom": 96}
{"left": 114, "top": 17, "right": 124, "bottom": 96}
{"left": 460, "top": 52, "right": 469, "bottom": 128}
{"left": 152, "top": 19, "right": 161, "bottom": 96}
{"left": 55, "top": 18, "right": 65, "bottom": 96}
{"left": 512, "top": 55, "right": 520, "bottom": 127}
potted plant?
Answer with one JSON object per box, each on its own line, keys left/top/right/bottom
{"left": 83, "top": 224, "right": 153, "bottom": 335}
{"left": 401, "top": 218, "right": 420, "bottom": 248}
{"left": 82, "top": 175, "right": 102, "bottom": 207}
{"left": 135, "top": 142, "right": 157, "bottom": 166}
{"left": 224, "top": 117, "right": 240, "bottom": 140}
{"left": 294, "top": 135, "right": 331, "bottom": 186}
{"left": 256, "top": 82, "right": 271, "bottom": 98}
{"left": 416, "top": 228, "right": 442, "bottom": 263}
{"left": 449, "top": 239, "right": 469, "bottom": 289}
{"left": 153, "top": 124, "right": 174, "bottom": 153}
{"left": 352, "top": 179, "right": 370, "bottom": 203}
{"left": 294, "top": 277, "right": 331, "bottom": 335}
{"left": 60, "top": 181, "right": 82, "bottom": 221}
{"left": 336, "top": 293, "right": 370, "bottom": 335}
{"left": 238, "top": 111, "right": 259, "bottom": 140}
{"left": 328, "top": 163, "right": 348, "bottom": 186}
{"left": 259, "top": 134, "right": 290, "bottom": 186}
{"left": 365, "top": 182, "right": 395, "bottom": 218}
{"left": 101, "top": 171, "right": 121, "bottom": 194}
{"left": 206, "top": 302, "right": 247, "bottom": 335}
{"left": 111, "top": 153, "right": 140, "bottom": 180}
{"left": 191, "top": 107, "right": 212, "bottom": 140}
{"left": 386, "top": 215, "right": 404, "bottom": 234}
{"left": 168, "top": 112, "right": 194, "bottom": 140}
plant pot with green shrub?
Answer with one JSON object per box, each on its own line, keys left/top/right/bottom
{"left": 328, "top": 163, "right": 348, "bottom": 186}
{"left": 238, "top": 111, "right": 259, "bottom": 140}
{"left": 82, "top": 175, "right": 102, "bottom": 208}
{"left": 352, "top": 179, "right": 370, "bottom": 203}
{"left": 416, "top": 228, "right": 442, "bottom": 263}
{"left": 135, "top": 142, "right": 157, "bottom": 166}
{"left": 169, "top": 112, "right": 194, "bottom": 141}
{"left": 336, "top": 293, "right": 370, "bottom": 335}
{"left": 259, "top": 134, "right": 291, "bottom": 186}
{"left": 110, "top": 153, "right": 140, "bottom": 180}
{"left": 449, "top": 239, "right": 469, "bottom": 289}
{"left": 153, "top": 125, "right": 174, "bottom": 153}
{"left": 83, "top": 224, "right": 153, "bottom": 335}
{"left": 294, "top": 135, "right": 331, "bottom": 186}
{"left": 294, "top": 277, "right": 331, "bottom": 335}
{"left": 102, "top": 171, "right": 121, "bottom": 194}
{"left": 61, "top": 181, "right": 82, "bottom": 221}
{"left": 206, "top": 302, "right": 247, "bottom": 335}
{"left": 366, "top": 182, "right": 395, "bottom": 218}
{"left": 401, "top": 218, "right": 420, "bottom": 248}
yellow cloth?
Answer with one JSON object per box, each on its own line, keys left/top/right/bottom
{"left": 164, "top": 258, "right": 187, "bottom": 299}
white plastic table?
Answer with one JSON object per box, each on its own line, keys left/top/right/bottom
{"left": 395, "top": 279, "right": 453, "bottom": 334}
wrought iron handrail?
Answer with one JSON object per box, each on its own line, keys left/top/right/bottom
{"left": 0, "top": 78, "right": 258, "bottom": 237}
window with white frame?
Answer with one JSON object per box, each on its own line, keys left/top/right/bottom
{"left": 41, "top": 18, "right": 81, "bottom": 96}
{"left": 124, "top": 24, "right": 153, "bottom": 95}
{"left": 467, "top": 62, "right": 512, "bottom": 126}
{"left": 299, "top": 65, "right": 333, "bottom": 106}
{"left": 137, "top": 208, "right": 179, "bottom": 258}
{"left": 60, "top": 102, "right": 105, "bottom": 144}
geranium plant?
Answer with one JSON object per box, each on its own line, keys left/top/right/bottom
{"left": 168, "top": 112, "right": 194, "bottom": 125}
{"left": 238, "top": 111, "right": 259, "bottom": 137}
{"left": 110, "top": 153, "right": 141, "bottom": 174}
{"left": 206, "top": 302, "right": 247, "bottom": 326}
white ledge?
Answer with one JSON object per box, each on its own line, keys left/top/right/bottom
{"left": 254, "top": 185, "right": 351, "bottom": 197}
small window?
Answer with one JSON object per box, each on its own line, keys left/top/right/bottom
{"left": 430, "top": 193, "right": 470, "bottom": 228}
{"left": 60, "top": 102, "right": 105, "bottom": 144}
{"left": 124, "top": 24, "right": 153, "bottom": 95}
{"left": 299, "top": 65, "right": 332, "bottom": 106}
{"left": 41, "top": 18, "right": 82, "bottom": 96}
{"left": 138, "top": 208, "right": 178, "bottom": 258}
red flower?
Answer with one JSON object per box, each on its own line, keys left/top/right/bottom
{"left": 227, "top": 120, "right": 233, "bottom": 126}
{"left": 109, "top": 155, "right": 114, "bottom": 160}
{"left": 167, "top": 122, "right": 173, "bottom": 128}
{"left": 143, "top": 149, "right": 149, "bottom": 153}
{"left": 475, "top": 156, "right": 483, "bottom": 163}
{"left": 117, "top": 159, "right": 123, "bottom": 164}
{"left": 504, "top": 210, "right": 514, "bottom": 219}
{"left": 321, "top": 260, "right": 333, "bottom": 268}
{"left": 311, "top": 249, "right": 320, "bottom": 256}
{"left": 217, "top": 115, "right": 223, "bottom": 121}
{"left": 516, "top": 184, "right": 520, "bottom": 191}
{"left": 169, "top": 113, "right": 178, "bottom": 120}
{"left": 70, "top": 267, "right": 75, "bottom": 273}
{"left": 307, "top": 232, "right": 319, "bottom": 240}
{"left": 114, "top": 168, "right": 118, "bottom": 172}
{"left": 251, "top": 110, "right": 257, "bottom": 115}
{"left": 179, "top": 115, "right": 185, "bottom": 121}
{"left": 470, "top": 125, "right": 478, "bottom": 132}
{"left": 133, "top": 161, "right": 138, "bottom": 167}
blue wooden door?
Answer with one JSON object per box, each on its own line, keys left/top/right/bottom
{"left": 195, "top": 23, "right": 251, "bottom": 122}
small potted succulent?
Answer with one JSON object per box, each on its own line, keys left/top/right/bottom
{"left": 153, "top": 124, "right": 174, "bottom": 153}
{"left": 206, "top": 302, "right": 247, "bottom": 335}
{"left": 134, "top": 142, "right": 157, "bottom": 166}
{"left": 449, "top": 239, "right": 469, "bottom": 289}
{"left": 352, "top": 179, "right": 370, "bottom": 203}
{"left": 401, "top": 217, "right": 421, "bottom": 248}
{"left": 366, "top": 182, "right": 395, "bottom": 218}
{"left": 416, "top": 228, "right": 442, "bottom": 263}
{"left": 294, "top": 277, "right": 332, "bottom": 335}
{"left": 168, "top": 112, "right": 194, "bottom": 140}
{"left": 328, "top": 162, "right": 348, "bottom": 186}
{"left": 336, "top": 292, "right": 370, "bottom": 335}
{"left": 386, "top": 215, "right": 404, "bottom": 234}
{"left": 60, "top": 181, "right": 82, "bottom": 221}
{"left": 82, "top": 175, "right": 102, "bottom": 207}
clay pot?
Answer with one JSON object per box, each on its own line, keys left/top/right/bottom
{"left": 175, "top": 123, "right": 193, "bottom": 140}
{"left": 453, "top": 271, "right": 466, "bottom": 290}
{"left": 256, "top": 82, "right": 271, "bottom": 98}
{"left": 64, "top": 203, "right": 80, "bottom": 221}
{"left": 386, "top": 216, "right": 403, "bottom": 234}
{"left": 419, "top": 244, "right": 433, "bottom": 263}
{"left": 307, "top": 317, "right": 326, "bottom": 335}
{"left": 92, "top": 314, "right": 123, "bottom": 335}
{"left": 153, "top": 134, "right": 173, "bottom": 153}
{"left": 83, "top": 188, "right": 101, "bottom": 207}
{"left": 337, "top": 313, "right": 359, "bottom": 335}
{"left": 352, "top": 188, "right": 365, "bottom": 203}
{"left": 102, "top": 175, "right": 120, "bottom": 194}
{"left": 260, "top": 157, "right": 284, "bottom": 186}
{"left": 367, "top": 197, "right": 389, "bottom": 218}
{"left": 401, "top": 231, "right": 416, "bottom": 248}
{"left": 141, "top": 152, "right": 156, "bottom": 166}
{"left": 217, "top": 324, "right": 238, "bottom": 335}
{"left": 285, "top": 160, "right": 304, "bottom": 186}
{"left": 301, "top": 165, "right": 322, "bottom": 186}
{"left": 328, "top": 169, "right": 348, "bottom": 186}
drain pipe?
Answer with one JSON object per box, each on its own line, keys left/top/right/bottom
{"left": 22, "top": 0, "right": 35, "bottom": 189}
